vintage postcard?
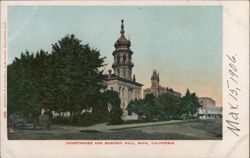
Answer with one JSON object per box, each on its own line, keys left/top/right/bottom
{"left": 0, "top": 1, "right": 249, "bottom": 158}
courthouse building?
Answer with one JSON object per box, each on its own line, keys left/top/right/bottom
{"left": 143, "top": 70, "right": 181, "bottom": 98}
{"left": 103, "top": 20, "right": 143, "bottom": 120}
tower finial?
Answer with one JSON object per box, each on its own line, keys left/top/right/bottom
{"left": 121, "top": 19, "right": 124, "bottom": 34}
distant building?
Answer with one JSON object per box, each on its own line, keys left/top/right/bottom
{"left": 103, "top": 20, "right": 143, "bottom": 120}
{"left": 143, "top": 70, "right": 181, "bottom": 98}
{"left": 198, "top": 97, "right": 222, "bottom": 118}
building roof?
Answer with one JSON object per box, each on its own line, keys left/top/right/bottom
{"left": 199, "top": 97, "right": 215, "bottom": 101}
{"left": 104, "top": 74, "right": 143, "bottom": 87}
{"left": 114, "top": 19, "right": 131, "bottom": 50}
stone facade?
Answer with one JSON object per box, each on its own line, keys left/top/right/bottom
{"left": 143, "top": 70, "right": 181, "bottom": 98}
{"left": 198, "top": 97, "right": 222, "bottom": 118}
{"left": 103, "top": 20, "right": 143, "bottom": 120}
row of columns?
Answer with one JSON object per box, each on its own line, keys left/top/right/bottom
{"left": 107, "top": 85, "right": 141, "bottom": 116}
{"left": 114, "top": 54, "right": 131, "bottom": 64}
{"left": 118, "top": 87, "right": 141, "bottom": 101}
{"left": 115, "top": 68, "right": 131, "bottom": 79}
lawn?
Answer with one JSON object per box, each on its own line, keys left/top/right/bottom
{"left": 8, "top": 118, "right": 222, "bottom": 140}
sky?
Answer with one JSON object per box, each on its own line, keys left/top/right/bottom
{"left": 8, "top": 6, "right": 222, "bottom": 106}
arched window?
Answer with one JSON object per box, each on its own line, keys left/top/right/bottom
{"left": 123, "top": 55, "right": 126, "bottom": 63}
{"left": 122, "top": 88, "right": 124, "bottom": 97}
{"left": 117, "top": 69, "right": 120, "bottom": 76}
{"left": 117, "top": 55, "right": 120, "bottom": 64}
{"left": 123, "top": 69, "right": 126, "bottom": 77}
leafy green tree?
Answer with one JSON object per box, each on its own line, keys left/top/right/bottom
{"left": 103, "top": 90, "right": 123, "bottom": 124}
{"left": 8, "top": 34, "right": 106, "bottom": 125}
{"left": 155, "top": 93, "right": 182, "bottom": 120}
{"left": 127, "top": 99, "right": 145, "bottom": 120}
{"left": 34, "top": 50, "right": 54, "bottom": 116}
{"left": 144, "top": 94, "right": 157, "bottom": 121}
{"left": 127, "top": 94, "right": 158, "bottom": 121}
{"left": 50, "top": 34, "right": 105, "bottom": 122}
{"left": 181, "top": 89, "right": 201, "bottom": 119}
{"left": 90, "top": 92, "right": 109, "bottom": 122}
{"left": 7, "top": 51, "right": 41, "bottom": 121}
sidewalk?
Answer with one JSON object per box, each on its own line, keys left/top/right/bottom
{"left": 80, "top": 119, "right": 190, "bottom": 132}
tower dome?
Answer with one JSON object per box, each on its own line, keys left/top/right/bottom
{"left": 114, "top": 19, "right": 131, "bottom": 51}
{"left": 112, "top": 20, "right": 134, "bottom": 80}
{"left": 151, "top": 70, "right": 160, "bottom": 81}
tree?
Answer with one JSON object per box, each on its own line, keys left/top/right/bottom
{"left": 181, "top": 89, "right": 201, "bottom": 119}
{"left": 154, "top": 93, "right": 182, "bottom": 120}
{"left": 127, "top": 94, "right": 158, "bottom": 121}
{"left": 103, "top": 90, "right": 123, "bottom": 125}
{"left": 50, "top": 34, "right": 105, "bottom": 122}
{"left": 144, "top": 94, "right": 157, "bottom": 121}
{"left": 8, "top": 51, "right": 41, "bottom": 122}
{"left": 7, "top": 34, "right": 107, "bottom": 125}
{"left": 90, "top": 92, "right": 109, "bottom": 122}
{"left": 34, "top": 50, "right": 54, "bottom": 116}
{"left": 127, "top": 99, "right": 145, "bottom": 120}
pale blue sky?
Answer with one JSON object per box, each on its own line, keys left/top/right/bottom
{"left": 8, "top": 6, "right": 222, "bottom": 105}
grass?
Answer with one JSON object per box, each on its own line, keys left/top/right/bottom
{"left": 8, "top": 118, "right": 222, "bottom": 140}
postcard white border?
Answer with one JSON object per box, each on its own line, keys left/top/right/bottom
{"left": 1, "top": 1, "right": 249, "bottom": 158}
